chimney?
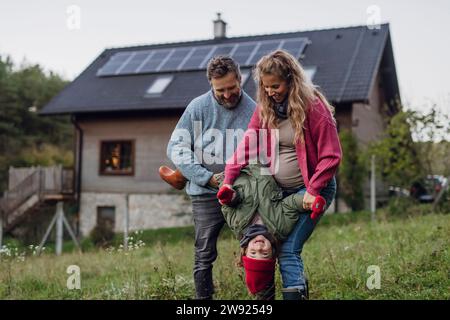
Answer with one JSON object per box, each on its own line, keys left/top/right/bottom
{"left": 213, "top": 12, "right": 227, "bottom": 39}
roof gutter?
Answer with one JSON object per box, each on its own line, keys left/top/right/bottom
{"left": 70, "top": 115, "right": 83, "bottom": 237}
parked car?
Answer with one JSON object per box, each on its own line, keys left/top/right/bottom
{"left": 410, "top": 175, "right": 448, "bottom": 203}
{"left": 388, "top": 186, "right": 410, "bottom": 198}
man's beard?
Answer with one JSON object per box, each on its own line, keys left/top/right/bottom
{"left": 215, "top": 91, "right": 242, "bottom": 109}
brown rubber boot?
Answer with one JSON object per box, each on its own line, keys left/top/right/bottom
{"left": 158, "top": 166, "right": 187, "bottom": 190}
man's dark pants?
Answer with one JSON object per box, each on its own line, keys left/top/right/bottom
{"left": 191, "top": 194, "right": 225, "bottom": 299}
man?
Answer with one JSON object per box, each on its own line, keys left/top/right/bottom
{"left": 165, "top": 56, "right": 256, "bottom": 299}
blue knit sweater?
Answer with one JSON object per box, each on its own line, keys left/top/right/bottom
{"left": 167, "top": 90, "right": 256, "bottom": 196}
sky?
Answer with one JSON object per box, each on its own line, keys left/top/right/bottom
{"left": 1, "top": 0, "right": 449, "bottom": 114}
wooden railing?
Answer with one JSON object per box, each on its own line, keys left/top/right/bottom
{"left": 61, "top": 169, "right": 74, "bottom": 194}
{"left": 0, "top": 166, "right": 74, "bottom": 216}
{"left": 2, "top": 170, "right": 41, "bottom": 215}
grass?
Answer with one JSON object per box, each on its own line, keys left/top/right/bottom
{"left": 0, "top": 207, "right": 449, "bottom": 300}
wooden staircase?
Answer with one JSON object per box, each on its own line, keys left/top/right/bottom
{"left": 0, "top": 166, "right": 75, "bottom": 233}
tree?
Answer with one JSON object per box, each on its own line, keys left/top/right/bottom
{"left": 370, "top": 103, "right": 450, "bottom": 190}
{"left": 370, "top": 110, "right": 424, "bottom": 189}
{"left": 338, "top": 129, "right": 367, "bottom": 211}
{"left": 0, "top": 55, "right": 72, "bottom": 192}
{"left": 410, "top": 105, "right": 450, "bottom": 177}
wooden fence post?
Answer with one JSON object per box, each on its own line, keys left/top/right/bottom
{"left": 370, "top": 155, "right": 376, "bottom": 221}
{"left": 124, "top": 194, "right": 129, "bottom": 250}
{"left": 0, "top": 212, "right": 3, "bottom": 250}
{"left": 55, "top": 201, "right": 64, "bottom": 256}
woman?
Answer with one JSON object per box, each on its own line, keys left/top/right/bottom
{"left": 219, "top": 50, "right": 342, "bottom": 300}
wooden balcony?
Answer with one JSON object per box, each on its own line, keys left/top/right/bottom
{"left": 0, "top": 165, "right": 75, "bottom": 232}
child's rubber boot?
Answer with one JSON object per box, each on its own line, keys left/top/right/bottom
{"left": 158, "top": 166, "right": 187, "bottom": 190}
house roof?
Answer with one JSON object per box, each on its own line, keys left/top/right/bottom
{"left": 40, "top": 24, "right": 398, "bottom": 115}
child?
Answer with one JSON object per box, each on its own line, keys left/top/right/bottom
{"left": 217, "top": 164, "right": 326, "bottom": 300}
{"left": 159, "top": 164, "right": 326, "bottom": 299}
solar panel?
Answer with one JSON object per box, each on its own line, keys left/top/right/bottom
{"left": 135, "top": 51, "right": 155, "bottom": 73}
{"left": 246, "top": 40, "right": 281, "bottom": 65}
{"left": 181, "top": 46, "right": 214, "bottom": 70}
{"left": 118, "top": 51, "right": 150, "bottom": 74}
{"left": 159, "top": 47, "right": 193, "bottom": 71}
{"left": 97, "top": 52, "right": 132, "bottom": 76}
{"left": 139, "top": 49, "right": 171, "bottom": 73}
{"left": 97, "top": 37, "right": 309, "bottom": 77}
{"left": 231, "top": 43, "right": 255, "bottom": 66}
{"left": 96, "top": 63, "right": 121, "bottom": 76}
{"left": 200, "top": 44, "right": 236, "bottom": 68}
{"left": 281, "top": 39, "right": 308, "bottom": 58}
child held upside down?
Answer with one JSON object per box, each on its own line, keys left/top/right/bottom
{"left": 158, "top": 164, "right": 326, "bottom": 299}
{"left": 216, "top": 164, "right": 326, "bottom": 300}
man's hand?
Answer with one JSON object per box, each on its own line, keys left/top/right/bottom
{"left": 302, "top": 191, "right": 316, "bottom": 210}
{"left": 208, "top": 172, "right": 225, "bottom": 189}
{"left": 208, "top": 175, "right": 219, "bottom": 189}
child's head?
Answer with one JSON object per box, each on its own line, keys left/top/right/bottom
{"left": 238, "top": 224, "right": 278, "bottom": 296}
{"left": 245, "top": 234, "right": 273, "bottom": 259}
{"left": 239, "top": 224, "right": 278, "bottom": 262}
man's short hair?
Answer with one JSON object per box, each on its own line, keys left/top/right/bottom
{"left": 206, "top": 56, "right": 241, "bottom": 82}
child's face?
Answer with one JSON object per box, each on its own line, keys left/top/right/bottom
{"left": 246, "top": 235, "right": 273, "bottom": 260}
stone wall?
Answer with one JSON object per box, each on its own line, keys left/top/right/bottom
{"left": 79, "top": 192, "right": 192, "bottom": 236}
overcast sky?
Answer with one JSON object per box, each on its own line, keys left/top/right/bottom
{"left": 1, "top": 0, "right": 449, "bottom": 113}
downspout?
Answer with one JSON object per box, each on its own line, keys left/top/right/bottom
{"left": 71, "top": 115, "right": 83, "bottom": 237}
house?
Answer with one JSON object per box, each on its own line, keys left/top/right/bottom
{"left": 35, "top": 16, "right": 400, "bottom": 236}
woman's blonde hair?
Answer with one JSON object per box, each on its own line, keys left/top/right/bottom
{"left": 254, "top": 50, "right": 335, "bottom": 143}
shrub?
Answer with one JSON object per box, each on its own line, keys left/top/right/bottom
{"left": 435, "top": 188, "right": 450, "bottom": 213}
{"left": 384, "top": 197, "right": 434, "bottom": 217}
{"left": 89, "top": 224, "right": 115, "bottom": 248}
{"left": 338, "top": 129, "right": 367, "bottom": 211}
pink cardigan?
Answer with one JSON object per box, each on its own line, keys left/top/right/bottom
{"left": 224, "top": 98, "right": 342, "bottom": 197}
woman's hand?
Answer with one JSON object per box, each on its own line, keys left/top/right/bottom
{"left": 303, "top": 191, "right": 316, "bottom": 210}
{"left": 217, "top": 184, "right": 236, "bottom": 205}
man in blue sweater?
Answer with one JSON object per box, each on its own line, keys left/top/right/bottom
{"left": 166, "top": 56, "right": 256, "bottom": 299}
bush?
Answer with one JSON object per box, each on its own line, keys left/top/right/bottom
{"left": 338, "top": 129, "right": 367, "bottom": 211}
{"left": 384, "top": 197, "right": 434, "bottom": 217}
{"left": 89, "top": 224, "right": 115, "bottom": 248}
{"left": 370, "top": 110, "right": 424, "bottom": 189}
{"left": 436, "top": 188, "right": 450, "bottom": 213}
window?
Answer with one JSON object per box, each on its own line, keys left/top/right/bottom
{"left": 97, "top": 206, "right": 115, "bottom": 230}
{"left": 241, "top": 70, "right": 251, "bottom": 85}
{"left": 304, "top": 66, "right": 317, "bottom": 81}
{"left": 100, "top": 140, "right": 134, "bottom": 175}
{"left": 145, "top": 75, "right": 173, "bottom": 96}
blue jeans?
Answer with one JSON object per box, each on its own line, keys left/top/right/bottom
{"left": 278, "top": 177, "right": 336, "bottom": 290}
